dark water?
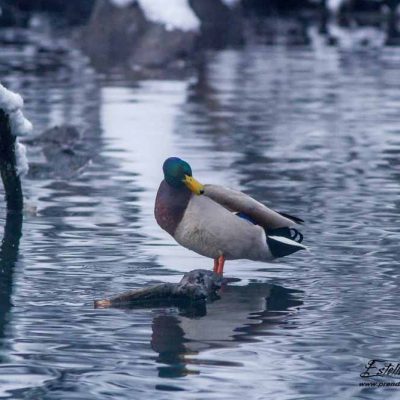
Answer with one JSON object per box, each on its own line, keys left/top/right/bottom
{"left": 0, "top": 27, "right": 400, "bottom": 399}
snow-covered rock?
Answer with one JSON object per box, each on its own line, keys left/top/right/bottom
{"left": 82, "top": 0, "right": 246, "bottom": 74}
{"left": 110, "top": 0, "right": 200, "bottom": 31}
{"left": 82, "top": 0, "right": 198, "bottom": 75}
{"left": 138, "top": 0, "right": 200, "bottom": 31}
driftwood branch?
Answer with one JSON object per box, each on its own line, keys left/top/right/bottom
{"left": 0, "top": 109, "right": 23, "bottom": 212}
{"left": 95, "top": 269, "right": 223, "bottom": 309}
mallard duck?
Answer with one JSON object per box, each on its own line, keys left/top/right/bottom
{"left": 155, "top": 157, "right": 306, "bottom": 275}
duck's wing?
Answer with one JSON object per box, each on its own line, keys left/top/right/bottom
{"left": 203, "top": 184, "right": 303, "bottom": 230}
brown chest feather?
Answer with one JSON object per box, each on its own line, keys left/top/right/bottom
{"left": 154, "top": 180, "right": 191, "bottom": 236}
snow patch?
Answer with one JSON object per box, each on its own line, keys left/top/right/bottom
{"left": 138, "top": 0, "right": 200, "bottom": 31}
{"left": 15, "top": 140, "right": 28, "bottom": 176}
{"left": 10, "top": 109, "right": 33, "bottom": 137}
{"left": 0, "top": 83, "right": 32, "bottom": 176}
{"left": 0, "top": 83, "right": 23, "bottom": 112}
{"left": 327, "top": 0, "right": 346, "bottom": 13}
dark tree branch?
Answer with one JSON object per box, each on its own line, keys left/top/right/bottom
{"left": 0, "top": 109, "right": 23, "bottom": 212}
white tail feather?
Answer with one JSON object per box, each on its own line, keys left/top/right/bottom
{"left": 268, "top": 235, "right": 308, "bottom": 250}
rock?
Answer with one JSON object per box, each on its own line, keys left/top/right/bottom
{"left": 248, "top": 17, "right": 310, "bottom": 46}
{"left": 36, "top": 124, "right": 81, "bottom": 145}
{"left": 130, "top": 24, "right": 197, "bottom": 71}
{"left": 189, "top": 0, "right": 244, "bottom": 48}
{"left": 26, "top": 125, "right": 92, "bottom": 179}
{"left": 80, "top": 0, "right": 147, "bottom": 70}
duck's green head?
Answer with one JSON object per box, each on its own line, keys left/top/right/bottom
{"left": 163, "top": 157, "right": 204, "bottom": 195}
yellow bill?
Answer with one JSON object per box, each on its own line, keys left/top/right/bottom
{"left": 183, "top": 175, "right": 204, "bottom": 195}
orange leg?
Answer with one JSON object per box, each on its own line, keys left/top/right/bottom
{"left": 213, "top": 258, "right": 219, "bottom": 273}
{"left": 216, "top": 255, "right": 225, "bottom": 276}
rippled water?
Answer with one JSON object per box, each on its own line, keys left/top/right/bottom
{"left": 0, "top": 27, "right": 400, "bottom": 399}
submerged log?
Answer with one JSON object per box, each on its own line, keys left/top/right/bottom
{"left": 94, "top": 269, "right": 223, "bottom": 309}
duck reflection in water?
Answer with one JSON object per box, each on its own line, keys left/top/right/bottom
{"left": 150, "top": 281, "right": 303, "bottom": 378}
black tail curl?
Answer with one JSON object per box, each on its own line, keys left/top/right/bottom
{"left": 277, "top": 212, "right": 304, "bottom": 225}
{"left": 266, "top": 227, "right": 303, "bottom": 243}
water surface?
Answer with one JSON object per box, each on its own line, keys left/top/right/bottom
{"left": 0, "top": 28, "right": 399, "bottom": 399}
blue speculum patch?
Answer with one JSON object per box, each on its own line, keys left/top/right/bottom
{"left": 235, "top": 212, "right": 257, "bottom": 225}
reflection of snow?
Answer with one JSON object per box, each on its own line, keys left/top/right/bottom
{"left": 0, "top": 83, "right": 33, "bottom": 175}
